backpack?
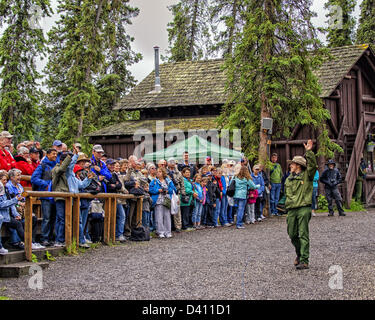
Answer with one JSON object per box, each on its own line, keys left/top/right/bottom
{"left": 130, "top": 226, "right": 150, "bottom": 241}
{"left": 227, "top": 178, "right": 236, "bottom": 197}
{"left": 32, "top": 163, "right": 51, "bottom": 191}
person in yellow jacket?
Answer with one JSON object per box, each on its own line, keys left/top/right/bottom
{"left": 285, "top": 139, "right": 317, "bottom": 270}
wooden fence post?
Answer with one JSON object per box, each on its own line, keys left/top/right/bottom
{"left": 72, "top": 196, "right": 80, "bottom": 250}
{"left": 136, "top": 196, "right": 143, "bottom": 228}
{"left": 65, "top": 196, "right": 73, "bottom": 252}
{"left": 24, "top": 197, "right": 33, "bottom": 262}
{"left": 110, "top": 197, "right": 117, "bottom": 243}
{"left": 104, "top": 198, "right": 111, "bottom": 245}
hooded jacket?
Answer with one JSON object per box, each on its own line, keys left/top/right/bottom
{"left": 30, "top": 156, "right": 57, "bottom": 199}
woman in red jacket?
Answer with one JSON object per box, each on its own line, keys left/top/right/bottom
{"left": 0, "top": 133, "right": 16, "bottom": 171}
{"left": 14, "top": 147, "right": 35, "bottom": 187}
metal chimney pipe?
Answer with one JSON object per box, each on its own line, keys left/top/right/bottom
{"left": 153, "top": 46, "right": 161, "bottom": 93}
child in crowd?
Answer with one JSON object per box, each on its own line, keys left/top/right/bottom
{"left": 201, "top": 177, "right": 215, "bottom": 227}
{"left": 192, "top": 174, "right": 203, "bottom": 229}
{"left": 251, "top": 164, "right": 265, "bottom": 222}
{"left": 141, "top": 183, "right": 153, "bottom": 229}
{"left": 246, "top": 188, "right": 258, "bottom": 224}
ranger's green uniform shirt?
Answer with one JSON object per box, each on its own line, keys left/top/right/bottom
{"left": 284, "top": 150, "right": 317, "bottom": 210}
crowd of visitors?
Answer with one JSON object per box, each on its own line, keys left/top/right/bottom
{"left": 0, "top": 130, "right": 346, "bottom": 256}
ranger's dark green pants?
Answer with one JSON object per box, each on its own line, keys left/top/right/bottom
{"left": 286, "top": 206, "right": 311, "bottom": 264}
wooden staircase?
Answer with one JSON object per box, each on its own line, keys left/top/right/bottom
{"left": 342, "top": 112, "right": 375, "bottom": 207}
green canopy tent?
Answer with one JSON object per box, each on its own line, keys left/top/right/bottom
{"left": 143, "top": 135, "right": 243, "bottom": 163}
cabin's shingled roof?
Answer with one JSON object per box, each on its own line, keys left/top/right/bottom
{"left": 114, "top": 59, "right": 228, "bottom": 111}
{"left": 89, "top": 45, "right": 373, "bottom": 138}
{"left": 314, "top": 44, "right": 370, "bottom": 98}
{"left": 115, "top": 45, "right": 372, "bottom": 112}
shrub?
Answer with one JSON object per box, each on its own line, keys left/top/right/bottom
{"left": 317, "top": 194, "right": 328, "bottom": 211}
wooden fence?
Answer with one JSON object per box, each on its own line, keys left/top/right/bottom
{"left": 21, "top": 190, "right": 143, "bottom": 262}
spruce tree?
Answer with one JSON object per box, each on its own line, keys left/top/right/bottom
{"left": 209, "top": 0, "right": 247, "bottom": 57}
{"left": 0, "top": 0, "right": 52, "bottom": 143}
{"left": 44, "top": 0, "right": 140, "bottom": 148}
{"left": 324, "top": 0, "right": 356, "bottom": 47}
{"left": 166, "top": 0, "right": 212, "bottom": 61}
{"left": 218, "top": 0, "right": 342, "bottom": 163}
{"left": 356, "top": 0, "right": 375, "bottom": 45}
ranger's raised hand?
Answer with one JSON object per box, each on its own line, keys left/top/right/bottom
{"left": 304, "top": 139, "right": 313, "bottom": 151}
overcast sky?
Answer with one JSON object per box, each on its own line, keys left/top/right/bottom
{"left": 42, "top": 0, "right": 363, "bottom": 83}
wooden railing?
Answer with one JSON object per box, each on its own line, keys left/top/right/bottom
{"left": 22, "top": 191, "right": 143, "bottom": 262}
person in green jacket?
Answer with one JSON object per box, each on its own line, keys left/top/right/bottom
{"left": 180, "top": 167, "right": 197, "bottom": 230}
{"left": 285, "top": 139, "right": 317, "bottom": 270}
{"left": 270, "top": 153, "right": 283, "bottom": 216}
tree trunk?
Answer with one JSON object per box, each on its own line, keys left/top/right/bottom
{"left": 189, "top": 0, "right": 199, "bottom": 60}
{"left": 77, "top": 0, "right": 105, "bottom": 138}
{"left": 226, "top": 0, "right": 238, "bottom": 57}
{"left": 258, "top": 0, "right": 273, "bottom": 165}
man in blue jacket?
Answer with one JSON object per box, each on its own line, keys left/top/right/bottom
{"left": 90, "top": 144, "right": 112, "bottom": 193}
{"left": 31, "top": 148, "right": 58, "bottom": 246}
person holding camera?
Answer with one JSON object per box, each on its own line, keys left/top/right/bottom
{"left": 319, "top": 159, "right": 345, "bottom": 217}
{"left": 167, "top": 158, "right": 185, "bottom": 233}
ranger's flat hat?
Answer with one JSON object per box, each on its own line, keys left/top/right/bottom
{"left": 287, "top": 156, "right": 307, "bottom": 168}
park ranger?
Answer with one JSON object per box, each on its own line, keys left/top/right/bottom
{"left": 284, "top": 139, "right": 317, "bottom": 270}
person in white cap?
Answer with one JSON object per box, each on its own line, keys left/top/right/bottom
{"left": 90, "top": 144, "right": 112, "bottom": 192}
{"left": 0, "top": 131, "right": 16, "bottom": 171}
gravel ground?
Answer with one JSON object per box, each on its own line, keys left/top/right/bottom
{"left": 1, "top": 209, "right": 375, "bottom": 300}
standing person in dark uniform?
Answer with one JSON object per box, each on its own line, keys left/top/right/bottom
{"left": 319, "top": 159, "right": 345, "bottom": 217}
{"left": 285, "top": 139, "right": 317, "bottom": 270}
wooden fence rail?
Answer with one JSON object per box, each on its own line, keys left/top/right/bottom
{"left": 21, "top": 191, "right": 143, "bottom": 262}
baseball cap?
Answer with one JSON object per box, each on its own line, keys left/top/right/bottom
{"left": 0, "top": 131, "right": 13, "bottom": 138}
{"left": 92, "top": 144, "right": 105, "bottom": 153}
{"left": 53, "top": 140, "right": 63, "bottom": 147}
{"left": 29, "top": 147, "right": 39, "bottom": 154}
{"left": 106, "top": 158, "right": 115, "bottom": 165}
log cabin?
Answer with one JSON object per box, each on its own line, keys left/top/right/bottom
{"left": 88, "top": 44, "right": 375, "bottom": 206}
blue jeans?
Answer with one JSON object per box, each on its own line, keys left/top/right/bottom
{"left": 227, "top": 203, "right": 234, "bottom": 223}
{"left": 116, "top": 203, "right": 125, "bottom": 238}
{"left": 213, "top": 198, "right": 221, "bottom": 226}
{"left": 79, "top": 206, "right": 90, "bottom": 244}
{"left": 312, "top": 187, "right": 318, "bottom": 210}
{"left": 192, "top": 201, "right": 203, "bottom": 223}
{"left": 142, "top": 211, "right": 151, "bottom": 228}
{"left": 55, "top": 200, "right": 66, "bottom": 243}
{"left": 41, "top": 199, "right": 56, "bottom": 242}
{"left": 234, "top": 198, "right": 247, "bottom": 227}
{"left": 270, "top": 183, "right": 281, "bottom": 215}
{"left": 219, "top": 195, "right": 228, "bottom": 225}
